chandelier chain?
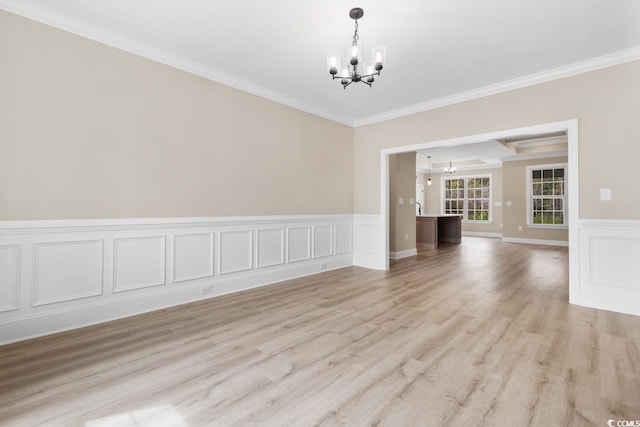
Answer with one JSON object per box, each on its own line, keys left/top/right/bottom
{"left": 353, "top": 19, "right": 359, "bottom": 46}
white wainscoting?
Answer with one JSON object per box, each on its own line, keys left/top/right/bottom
{"left": 173, "top": 232, "right": 214, "bottom": 283}
{"left": 335, "top": 224, "right": 353, "bottom": 255}
{"left": 114, "top": 236, "right": 165, "bottom": 292}
{"left": 3, "top": 215, "right": 635, "bottom": 344}
{"left": 578, "top": 220, "right": 640, "bottom": 316}
{"left": 313, "top": 225, "right": 333, "bottom": 258}
{"left": 0, "top": 244, "right": 20, "bottom": 312}
{"left": 218, "top": 230, "right": 253, "bottom": 275}
{"left": 34, "top": 239, "right": 104, "bottom": 306}
{"left": 256, "top": 228, "right": 284, "bottom": 269}
{"left": 0, "top": 215, "right": 353, "bottom": 345}
{"left": 353, "top": 214, "right": 385, "bottom": 270}
{"left": 287, "top": 226, "right": 311, "bottom": 263}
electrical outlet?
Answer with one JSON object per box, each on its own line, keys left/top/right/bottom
{"left": 201, "top": 285, "right": 213, "bottom": 295}
{"left": 600, "top": 188, "right": 612, "bottom": 201}
{"left": 518, "top": 226, "right": 523, "bottom": 232}
{"left": 320, "top": 262, "right": 327, "bottom": 270}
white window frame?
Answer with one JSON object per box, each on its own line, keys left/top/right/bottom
{"left": 526, "top": 163, "right": 568, "bottom": 229}
{"left": 441, "top": 174, "right": 492, "bottom": 223}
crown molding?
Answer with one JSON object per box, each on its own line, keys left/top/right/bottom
{"left": 0, "top": 1, "right": 354, "bottom": 127}
{"left": 2, "top": 1, "right": 639, "bottom": 129}
{"left": 354, "top": 45, "right": 640, "bottom": 127}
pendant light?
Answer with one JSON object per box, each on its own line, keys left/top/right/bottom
{"left": 427, "top": 156, "right": 432, "bottom": 186}
{"left": 326, "top": 8, "right": 386, "bottom": 89}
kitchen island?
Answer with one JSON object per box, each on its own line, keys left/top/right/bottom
{"left": 416, "top": 214, "right": 462, "bottom": 249}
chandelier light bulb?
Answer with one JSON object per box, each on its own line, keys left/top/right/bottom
{"left": 372, "top": 46, "right": 386, "bottom": 70}
{"left": 327, "top": 51, "right": 340, "bottom": 75}
{"left": 351, "top": 44, "right": 359, "bottom": 64}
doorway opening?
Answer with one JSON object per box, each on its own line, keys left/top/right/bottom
{"left": 379, "top": 120, "right": 579, "bottom": 304}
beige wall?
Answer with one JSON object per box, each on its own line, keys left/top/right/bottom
{"left": 416, "top": 173, "right": 438, "bottom": 214}
{"left": 354, "top": 60, "right": 640, "bottom": 220}
{"left": 0, "top": 12, "right": 353, "bottom": 220}
{"left": 389, "top": 152, "right": 417, "bottom": 253}
{"left": 503, "top": 157, "right": 569, "bottom": 241}
{"left": 417, "top": 168, "right": 504, "bottom": 235}
{"left": 4, "top": 11, "right": 640, "bottom": 224}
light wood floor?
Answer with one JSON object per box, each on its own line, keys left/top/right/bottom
{"left": 1, "top": 237, "right": 639, "bottom": 426}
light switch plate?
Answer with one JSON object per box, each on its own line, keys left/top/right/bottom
{"left": 409, "top": 198, "right": 415, "bottom": 205}
{"left": 600, "top": 188, "right": 612, "bottom": 201}
{"left": 506, "top": 201, "right": 512, "bottom": 206}
{"left": 399, "top": 197, "right": 404, "bottom": 205}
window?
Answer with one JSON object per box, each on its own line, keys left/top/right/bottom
{"left": 527, "top": 164, "right": 567, "bottom": 227}
{"left": 443, "top": 175, "right": 491, "bottom": 222}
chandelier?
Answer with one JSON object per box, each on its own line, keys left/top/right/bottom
{"left": 444, "top": 161, "right": 457, "bottom": 174}
{"left": 326, "top": 8, "right": 386, "bottom": 89}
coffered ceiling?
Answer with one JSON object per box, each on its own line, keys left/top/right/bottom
{"left": 2, "top": 0, "right": 640, "bottom": 126}
{"left": 416, "top": 132, "right": 568, "bottom": 173}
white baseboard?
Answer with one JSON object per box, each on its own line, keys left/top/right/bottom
{"left": 502, "top": 237, "right": 569, "bottom": 247}
{"left": 389, "top": 248, "right": 417, "bottom": 259}
{"left": 0, "top": 215, "right": 354, "bottom": 345}
{"left": 462, "top": 231, "right": 503, "bottom": 238}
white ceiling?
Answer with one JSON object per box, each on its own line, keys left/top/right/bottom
{"left": 2, "top": 0, "right": 640, "bottom": 126}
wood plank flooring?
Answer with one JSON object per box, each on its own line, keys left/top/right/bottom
{"left": 1, "top": 237, "right": 639, "bottom": 426}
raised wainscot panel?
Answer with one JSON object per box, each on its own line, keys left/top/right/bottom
{"left": 173, "top": 233, "right": 214, "bottom": 283}
{"left": 0, "top": 245, "right": 20, "bottom": 312}
{"left": 287, "top": 226, "right": 311, "bottom": 263}
{"left": 33, "top": 240, "right": 103, "bottom": 306}
{"left": 219, "top": 230, "right": 253, "bottom": 275}
{"left": 335, "top": 224, "right": 353, "bottom": 255}
{"left": 354, "top": 223, "right": 378, "bottom": 255}
{"left": 578, "top": 221, "right": 640, "bottom": 316}
{"left": 589, "top": 236, "right": 640, "bottom": 291}
{"left": 114, "top": 236, "right": 166, "bottom": 292}
{"left": 257, "top": 228, "right": 285, "bottom": 268}
{"left": 313, "top": 225, "right": 333, "bottom": 258}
